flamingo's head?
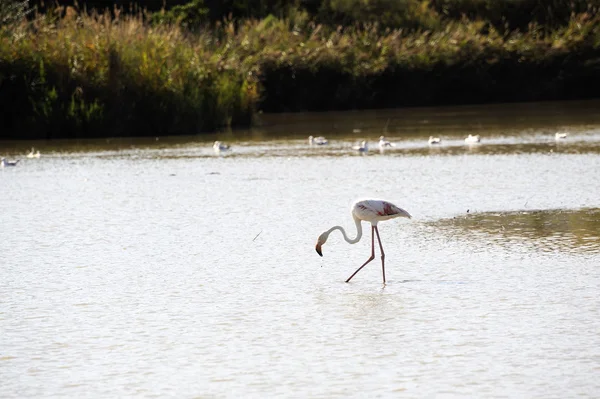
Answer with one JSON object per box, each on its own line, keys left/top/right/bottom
{"left": 315, "top": 233, "right": 328, "bottom": 257}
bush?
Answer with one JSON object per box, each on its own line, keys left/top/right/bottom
{"left": 316, "top": 0, "right": 443, "bottom": 31}
{"left": 149, "top": 0, "right": 210, "bottom": 31}
{"left": 430, "top": 0, "right": 600, "bottom": 33}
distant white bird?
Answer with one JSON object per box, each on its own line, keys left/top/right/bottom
{"left": 308, "top": 136, "right": 328, "bottom": 145}
{"left": 1, "top": 158, "right": 20, "bottom": 167}
{"left": 27, "top": 148, "right": 40, "bottom": 158}
{"left": 315, "top": 199, "right": 412, "bottom": 283}
{"left": 428, "top": 136, "right": 441, "bottom": 145}
{"left": 555, "top": 132, "right": 568, "bottom": 140}
{"left": 213, "top": 141, "right": 231, "bottom": 152}
{"left": 378, "top": 136, "right": 395, "bottom": 148}
{"left": 352, "top": 140, "right": 369, "bottom": 153}
{"left": 464, "top": 134, "right": 481, "bottom": 144}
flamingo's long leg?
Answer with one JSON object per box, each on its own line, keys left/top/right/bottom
{"left": 345, "top": 226, "right": 376, "bottom": 283}
{"left": 374, "top": 226, "right": 386, "bottom": 283}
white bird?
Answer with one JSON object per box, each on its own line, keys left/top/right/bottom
{"left": 555, "top": 132, "right": 567, "bottom": 140}
{"left": 428, "top": 136, "right": 441, "bottom": 145}
{"left": 213, "top": 141, "right": 231, "bottom": 152}
{"left": 378, "top": 136, "right": 395, "bottom": 149}
{"left": 27, "top": 148, "right": 40, "bottom": 158}
{"left": 464, "top": 134, "right": 480, "bottom": 144}
{"left": 315, "top": 199, "right": 412, "bottom": 283}
{"left": 1, "top": 158, "right": 20, "bottom": 167}
{"left": 308, "top": 136, "right": 328, "bottom": 145}
{"left": 352, "top": 140, "right": 369, "bottom": 153}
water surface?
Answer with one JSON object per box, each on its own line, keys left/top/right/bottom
{"left": 1, "top": 100, "right": 600, "bottom": 398}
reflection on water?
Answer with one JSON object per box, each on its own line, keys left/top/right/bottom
{"left": 433, "top": 208, "right": 600, "bottom": 254}
{"left": 1, "top": 99, "right": 600, "bottom": 159}
{"left": 257, "top": 99, "right": 600, "bottom": 138}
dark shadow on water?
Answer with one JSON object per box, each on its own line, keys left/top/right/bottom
{"left": 430, "top": 208, "right": 600, "bottom": 254}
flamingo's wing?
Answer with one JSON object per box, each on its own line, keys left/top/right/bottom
{"left": 378, "top": 201, "right": 411, "bottom": 218}
{"left": 355, "top": 200, "right": 412, "bottom": 221}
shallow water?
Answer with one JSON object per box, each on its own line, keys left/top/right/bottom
{"left": 434, "top": 208, "right": 600, "bottom": 254}
{"left": 1, "top": 100, "right": 600, "bottom": 398}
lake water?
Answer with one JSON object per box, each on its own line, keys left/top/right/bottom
{"left": 2, "top": 100, "right": 600, "bottom": 398}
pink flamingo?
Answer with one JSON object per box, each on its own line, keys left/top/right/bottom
{"left": 315, "top": 199, "right": 412, "bottom": 283}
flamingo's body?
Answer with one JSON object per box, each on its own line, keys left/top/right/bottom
{"left": 428, "top": 136, "right": 441, "bottom": 145}
{"left": 555, "top": 132, "right": 568, "bottom": 140}
{"left": 465, "top": 134, "right": 480, "bottom": 144}
{"left": 27, "top": 148, "right": 40, "bottom": 158}
{"left": 1, "top": 158, "right": 20, "bottom": 167}
{"left": 315, "top": 199, "right": 412, "bottom": 283}
{"left": 378, "top": 136, "right": 395, "bottom": 149}
{"left": 309, "top": 136, "right": 328, "bottom": 145}
{"left": 213, "top": 141, "right": 231, "bottom": 152}
{"left": 352, "top": 141, "right": 369, "bottom": 153}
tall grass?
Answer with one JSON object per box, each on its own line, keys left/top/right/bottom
{"left": 1, "top": 2, "right": 599, "bottom": 139}
{"left": 0, "top": 10, "right": 258, "bottom": 138}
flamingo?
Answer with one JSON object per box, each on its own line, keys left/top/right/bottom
{"left": 308, "top": 136, "right": 328, "bottom": 145}
{"left": 555, "top": 132, "right": 567, "bottom": 140}
{"left": 464, "top": 134, "right": 480, "bottom": 144}
{"left": 428, "top": 136, "right": 441, "bottom": 145}
{"left": 352, "top": 140, "right": 369, "bottom": 153}
{"left": 378, "top": 136, "right": 395, "bottom": 149}
{"left": 213, "top": 141, "right": 231, "bottom": 152}
{"left": 315, "top": 199, "right": 412, "bottom": 283}
{"left": 27, "top": 148, "right": 40, "bottom": 158}
{"left": 1, "top": 158, "right": 20, "bottom": 167}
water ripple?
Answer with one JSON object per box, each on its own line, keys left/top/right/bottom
{"left": 430, "top": 208, "right": 600, "bottom": 254}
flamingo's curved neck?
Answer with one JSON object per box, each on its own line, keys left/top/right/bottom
{"left": 326, "top": 216, "right": 363, "bottom": 244}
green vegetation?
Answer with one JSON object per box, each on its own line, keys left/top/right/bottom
{"left": 1, "top": 0, "right": 600, "bottom": 139}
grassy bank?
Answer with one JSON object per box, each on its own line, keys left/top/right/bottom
{"left": 0, "top": 11, "right": 258, "bottom": 139}
{"left": 1, "top": 1, "right": 600, "bottom": 139}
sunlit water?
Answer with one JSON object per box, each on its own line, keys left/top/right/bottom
{"left": 2, "top": 101, "right": 600, "bottom": 398}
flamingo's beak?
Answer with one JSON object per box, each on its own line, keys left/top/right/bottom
{"left": 315, "top": 243, "right": 323, "bottom": 257}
